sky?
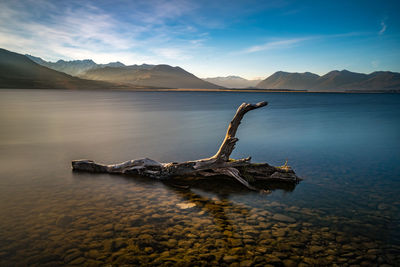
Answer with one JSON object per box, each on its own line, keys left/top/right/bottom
{"left": 0, "top": 0, "right": 399, "bottom": 79}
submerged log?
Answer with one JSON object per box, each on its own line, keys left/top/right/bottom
{"left": 72, "top": 102, "right": 300, "bottom": 191}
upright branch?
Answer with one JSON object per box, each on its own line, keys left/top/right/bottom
{"left": 72, "top": 101, "right": 300, "bottom": 191}
{"left": 211, "top": 101, "right": 268, "bottom": 162}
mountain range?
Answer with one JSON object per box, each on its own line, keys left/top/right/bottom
{"left": 203, "top": 76, "right": 261, "bottom": 89}
{"left": 0, "top": 48, "right": 140, "bottom": 90}
{"left": 81, "top": 64, "right": 221, "bottom": 89}
{"left": 256, "top": 70, "right": 400, "bottom": 92}
{"left": 1, "top": 48, "right": 399, "bottom": 92}
{"left": 26, "top": 55, "right": 126, "bottom": 76}
{"left": 27, "top": 54, "right": 221, "bottom": 89}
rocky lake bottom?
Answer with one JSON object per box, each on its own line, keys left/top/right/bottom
{"left": 1, "top": 176, "right": 399, "bottom": 267}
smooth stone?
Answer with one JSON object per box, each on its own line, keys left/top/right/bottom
{"left": 215, "top": 239, "right": 226, "bottom": 247}
{"left": 223, "top": 255, "right": 238, "bottom": 263}
{"left": 186, "top": 233, "right": 197, "bottom": 238}
{"left": 176, "top": 203, "right": 196, "bottom": 209}
{"left": 367, "top": 249, "right": 379, "bottom": 254}
{"left": 342, "top": 244, "right": 353, "bottom": 251}
{"left": 85, "top": 259, "right": 104, "bottom": 266}
{"left": 228, "top": 238, "right": 243, "bottom": 247}
{"left": 166, "top": 239, "right": 178, "bottom": 248}
{"left": 64, "top": 250, "right": 82, "bottom": 263}
{"left": 103, "top": 240, "right": 116, "bottom": 252}
{"left": 377, "top": 203, "right": 389, "bottom": 210}
{"left": 138, "top": 234, "right": 153, "bottom": 240}
{"left": 272, "top": 229, "right": 287, "bottom": 237}
{"left": 70, "top": 257, "right": 85, "bottom": 265}
{"left": 86, "top": 250, "right": 100, "bottom": 259}
{"left": 114, "top": 238, "right": 127, "bottom": 250}
{"left": 243, "top": 238, "right": 255, "bottom": 244}
{"left": 240, "top": 260, "right": 253, "bottom": 267}
{"left": 56, "top": 215, "right": 73, "bottom": 227}
{"left": 283, "top": 259, "right": 297, "bottom": 267}
{"left": 272, "top": 214, "right": 296, "bottom": 223}
{"left": 364, "top": 254, "right": 376, "bottom": 261}
{"left": 230, "top": 247, "right": 245, "bottom": 255}
{"left": 278, "top": 243, "right": 291, "bottom": 251}
{"left": 102, "top": 224, "right": 113, "bottom": 231}
{"left": 144, "top": 247, "right": 154, "bottom": 254}
{"left": 114, "top": 224, "right": 125, "bottom": 232}
{"left": 360, "top": 261, "right": 372, "bottom": 266}
{"left": 325, "top": 255, "right": 336, "bottom": 262}
{"left": 363, "top": 242, "right": 377, "bottom": 249}
{"left": 102, "top": 231, "right": 113, "bottom": 238}
{"left": 309, "top": 246, "right": 324, "bottom": 253}
{"left": 160, "top": 251, "right": 170, "bottom": 257}
{"left": 264, "top": 256, "right": 281, "bottom": 263}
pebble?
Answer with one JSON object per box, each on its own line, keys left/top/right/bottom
{"left": 272, "top": 214, "right": 296, "bottom": 223}
{"left": 283, "top": 259, "right": 297, "bottom": 267}
{"left": 240, "top": 260, "right": 253, "bottom": 267}
{"left": 56, "top": 215, "right": 73, "bottom": 227}
{"left": 223, "top": 255, "right": 238, "bottom": 263}
{"left": 64, "top": 250, "right": 82, "bottom": 263}
{"left": 176, "top": 203, "right": 196, "bottom": 209}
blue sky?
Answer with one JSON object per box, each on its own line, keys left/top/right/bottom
{"left": 0, "top": 0, "right": 399, "bottom": 79}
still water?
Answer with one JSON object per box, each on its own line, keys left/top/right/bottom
{"left": 0, "top": 89, "right": 399, "bottom": 266}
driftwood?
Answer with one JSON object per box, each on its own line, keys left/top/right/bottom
{"left": 72, "top": 102, "right": 300, "bottom": 191}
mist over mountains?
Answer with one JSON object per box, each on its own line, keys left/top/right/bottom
{"left": 1, "top": 48, "right": 399, "bottom": 92}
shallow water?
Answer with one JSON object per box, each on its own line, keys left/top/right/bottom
{"left": 0, "top": 89, "right": 399, "bottom": 266}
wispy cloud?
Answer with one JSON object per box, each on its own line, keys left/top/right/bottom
{"left": 151, "top": 47, "right": 192, "bottom": 60}
{"left": 240, "top": 32, "right": 368, "bottom": 54}
{"left": 243, "top": 38, "right": 309, "bottom": 54}
{"left": 379, "top": 20, "right": 387, "bottom": 35}
{"left": 0, "top": 0, "right": 208, "bottom": 64}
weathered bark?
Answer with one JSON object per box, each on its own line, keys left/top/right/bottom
{"left": 72, "top": 101, "right": 300, "bottom": 191}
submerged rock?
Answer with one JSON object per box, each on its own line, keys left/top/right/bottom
{"left": 176, "top": 203, "right": 196, "bottom": 209}
{"left": 272, "top": 214, "right": 296, "bottom": 223}
{"left": 64, "top": 249, "right": 82, "bottom": 263}
{"left": 56, "top": 215, "right": 73, "bottom": 227}
{"left": 223, "top": 255, "right": 238, "bottom": 263}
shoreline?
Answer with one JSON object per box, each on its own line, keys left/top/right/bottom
{"left": 1, "top": 87, "right": 399, "bottom": 94}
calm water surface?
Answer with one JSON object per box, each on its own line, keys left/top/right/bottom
{"left": 0, "top": 89, "right": 399, "bottom": 266}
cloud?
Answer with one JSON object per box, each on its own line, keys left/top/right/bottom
{"left": 240, "top": 32, "right": 368, "bottom": 54}
{"left": 379, "top": 20, "right": 387, "bottom": 35}
{"left": 151, "top": 48, "right": 192, "bottom": 60}
{"left": 242, "top": 38, "right": 310, "bottom": 54}
{"left": 0, "top": 0, "right": 208, "bottom": 64}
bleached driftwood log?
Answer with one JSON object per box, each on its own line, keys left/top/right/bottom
{"left": 72, "top": 102, "right": 300, "bottom": 191}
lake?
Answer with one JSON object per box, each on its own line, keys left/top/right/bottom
{"left": 0, "top": 89, "right": 399, "bottom": 266}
